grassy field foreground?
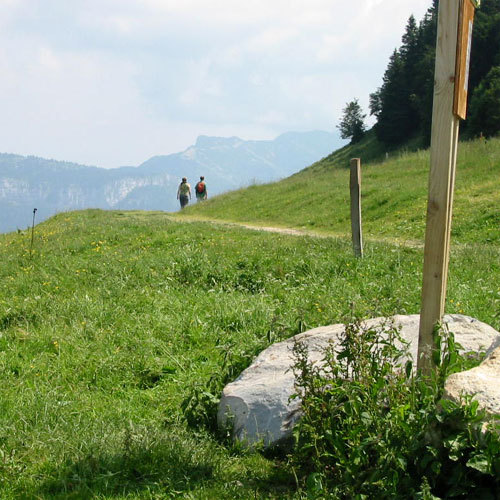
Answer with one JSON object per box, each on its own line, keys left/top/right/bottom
{"left": 0, "top": 208, "right": 499, "bottom": 498}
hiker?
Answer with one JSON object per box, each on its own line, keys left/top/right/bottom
{"left": 177, "top": 177, "right": 191, "bottom": 209}
{"left": 194, "top": 176, "right": 208, "bottom": 202}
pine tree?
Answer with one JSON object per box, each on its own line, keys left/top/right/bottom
{"left": 469, "top": 0, "right": 500, "bottom": 91}
{"left": 373, "top": 15, "right": 427, "bottom": 146}
{"left": 337, "top": 99, "right": 366, "bottom": 144}
{"left": 412, "top": 7, "right": 438, "bottom": 145}
{"left": 468, "top": 65, "right": 500, "bottom": 137}
{"left": 400, "top": 15, "right": 422, "bottom": 137}
{"left": 373, "top": 50, "right": 412, "bottom": 145}
{"left": 369, "top": 89, "right": 382, "bottom": 119}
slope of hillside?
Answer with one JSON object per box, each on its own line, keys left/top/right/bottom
{"left": 177, "top": 135, "right": 500, "bottom": 246}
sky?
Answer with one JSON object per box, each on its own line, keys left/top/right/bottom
{"left": 0, "top": 0, "right": 432, "bottom": 168}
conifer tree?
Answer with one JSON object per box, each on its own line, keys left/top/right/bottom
{"left": 400, "top": 15, "right": 422, "bottom": 136}
{"left": 468, "top": 65, "right": 500, "bottom": 137}
{"left": 337, "top": 99, "right": 366, "bottom": 144}
{"left": 373, "top": 50, "right": 412, "bottom": 145}
{"left": 412, "top": 6, "right": 438, "bottom": 145}
{"left": 469, "top": 0, "right": 500, "bottom": 92}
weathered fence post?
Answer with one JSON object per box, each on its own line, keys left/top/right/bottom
{"left": 418, "top": 0, "right": 478, "bottom": 373}
{"left": 350, "top": 158, "right": 363, "bottom": 258}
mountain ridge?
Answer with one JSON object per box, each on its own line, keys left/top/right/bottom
{"left": 0, "top": 130, "right": 344, "bottom": 233}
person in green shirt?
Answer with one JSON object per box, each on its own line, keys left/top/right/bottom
{"left": 194, "top": 176, "right": 207, "bottom": 202}
{"left": 177, "top": 177, "right": 191, "bottom": 209}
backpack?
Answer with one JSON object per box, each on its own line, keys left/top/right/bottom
{"left": 196, "top": 182, "right": 205, "bottom": 194}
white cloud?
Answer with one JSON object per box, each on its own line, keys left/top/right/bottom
{"left": 0, "top": 0, "right": 433, "bottom": 167}
{"left": 246, "top": 26, "right": 300, "bottom": 54}
{"left": 36, "top": 47, "right": 61, "bottom": 71}
{"left": 255, "top": 110, "right": 288, "bottom": 126}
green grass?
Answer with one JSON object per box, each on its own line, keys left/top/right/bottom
{"left": 178, "top": 135, "right": 500, "bottom": 246}
{"left": 0, "top": 133, "right": 499, "bottom": 498}
{"left": 0, "top": 206, "right": 498, "bottom": 498}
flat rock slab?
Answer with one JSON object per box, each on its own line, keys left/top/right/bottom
{"left": 217, "top": 314, "right": 500, "bottom": 448}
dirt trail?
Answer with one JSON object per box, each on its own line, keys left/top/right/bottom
{"left": 169, "top": 215, "right": 425, "bottom": 249}
{"left": 209, "top": 220, "right": 500, "bottom": 254}
{"left": 228, "top": 222, "right": 330, "bottom": 238}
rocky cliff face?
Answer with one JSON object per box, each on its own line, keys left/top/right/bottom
{"left": 0, "top": 131, "right": 343, "bottom": 233}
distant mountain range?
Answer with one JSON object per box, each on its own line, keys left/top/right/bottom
{"left": 0, "top": 130, "right": 343, "bottom": 233}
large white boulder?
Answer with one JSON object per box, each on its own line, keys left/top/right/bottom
{"left": 217, "top": 314, "right": 500, "bottom": 448}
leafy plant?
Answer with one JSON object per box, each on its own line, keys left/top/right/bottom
{"left": 181, "top": 338, "right": 269, "bottom": 434}
{"left": 290, "top": 320, "right": 500, "bottom": 498}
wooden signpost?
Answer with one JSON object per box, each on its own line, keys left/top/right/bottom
{"left": 417, "top": 0, "right": 478, "bottom": 373}
{"left": 350, "top": 158, "right": 363, "bottom": 258}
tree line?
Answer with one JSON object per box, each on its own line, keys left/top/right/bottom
{"left": 339, "top": 0, "right": 500, "bottom": 146}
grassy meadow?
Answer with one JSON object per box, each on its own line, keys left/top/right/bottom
{"left": 0, "top": 135, "right": 499, "bottom": 498}
{"left": 179, "top": 136, "right": 500, "bottom": 247}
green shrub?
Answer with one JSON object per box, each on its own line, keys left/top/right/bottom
{"left": 290, "top": 320, "right": 500, "bottom": 499}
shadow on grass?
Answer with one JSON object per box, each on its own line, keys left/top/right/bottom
{"left": 32, "top": 434, "right": 216, "bottom": 499}
{"left": 29, "top": 433, "right": 297, "bottom": 499}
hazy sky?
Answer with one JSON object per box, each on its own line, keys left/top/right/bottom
{"left": 0, "top": 0, "right": 431, "bottom": 168}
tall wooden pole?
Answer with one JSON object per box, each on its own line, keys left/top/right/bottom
{"left": 418, "top": 0, "right": 477, "bottom": 373}
{"left": 350, "top": 158, "right": 363, "bottom": 258}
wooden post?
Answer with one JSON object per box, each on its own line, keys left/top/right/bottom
{"left": 350, "top": 158, "right": 363, "bottom": 258}
{"left": 418, "top": 0, "right": 477, "bottom": 373}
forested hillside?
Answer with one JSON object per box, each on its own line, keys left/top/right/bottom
{"left": 369, "top": 0, "right": 500, "bottom": 147}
